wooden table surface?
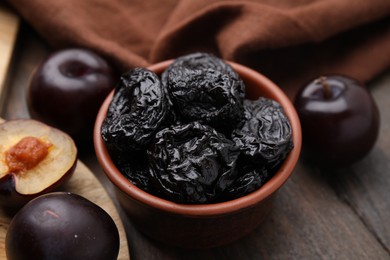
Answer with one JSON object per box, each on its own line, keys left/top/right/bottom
{"left": 2, "top": 23, "right": 390, "bottom": 260}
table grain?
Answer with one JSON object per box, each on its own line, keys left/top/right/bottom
{"left": 2, "top": 24, "right": 390, "bottom": 260}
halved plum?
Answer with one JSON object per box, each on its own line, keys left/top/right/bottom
{"left": 0, "top": 119, "right": 77, "bottom": 207}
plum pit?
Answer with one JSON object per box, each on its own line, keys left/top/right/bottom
{"left": 5, "top": 136, "right": 51, "bottom": 173}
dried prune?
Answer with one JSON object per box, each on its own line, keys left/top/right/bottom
{"left": 232, "top": 98, "right": 293, "bottom": 171}
{"left": 112, "top": 152, "right": 155, "bottom": 193}
{"left": 221, "top": 98, "right": 293, "bottom": 199}
{"left": 101, "top": 68, "right": 168, "bottom": 152}
{"left": 162, "top": 52, "right": 239, "bottom": 81}
{"left": 223, "top": 167, "right": 270, "bottom": 200}
{"left": 147, "top": 122, "right": 240, "bottom": 204}
{"left": 162, "top": 53, "right": 245, "bottom": 133}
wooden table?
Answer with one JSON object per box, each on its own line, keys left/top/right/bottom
{"left": 3, "top": 23, "right": 390, "bottom": 260}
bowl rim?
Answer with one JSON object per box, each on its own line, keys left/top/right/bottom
{"left": 94, "top": 60, "right": 302, "bottom": 217}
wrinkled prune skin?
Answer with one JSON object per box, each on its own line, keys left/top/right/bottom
{"left": 162, "top": 53, "right": 245, "bottom": 133}
{"left": 112, "top": 151, "right": 155, "bottom": 193}
{"left": 232, "top": 98, "right": 293, "bottom": 171}
{"left": 101, "top": 68, "right": 168, "bottom": 152}
{"left": 222, "top": 98, "right": 293, "bottom": 199}
{"left": 147, "top": 122, "right": 240, "bottom": 204}
{"left": 223, "top": 166, "right": 270, "bottom": 200}
{"left": 162, "top": 52, "right": 239, "bottom": 81}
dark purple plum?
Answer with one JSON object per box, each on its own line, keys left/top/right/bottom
{"left": 27, "top": 48, "right": 116, "bottom": 143}
{"left": 294, "top": 75, "right": 380, "bottom": 167}
{"left": 6, "top": 192, "right": 119, "bottom": 260}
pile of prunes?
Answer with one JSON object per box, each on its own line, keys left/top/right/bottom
{"left": 101, "top": 52, "right": 293, "bottom": 204}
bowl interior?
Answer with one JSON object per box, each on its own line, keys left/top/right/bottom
{"left": 94, "top": 60, "right": 302, "bottom": 216}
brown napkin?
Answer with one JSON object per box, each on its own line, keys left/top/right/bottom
{"left": 8, "top": 0, "right": 390, "bottom": 98}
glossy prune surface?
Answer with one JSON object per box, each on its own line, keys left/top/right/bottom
{"left": 161, "top": 52, "right": 240, "bottom": 81}
{"left": 147, "top": 122, "right": 240, "bottom": 204}
{"left": 101, "top": 68, "right": 168, "bottom": 152}
{"left": 232, "top": 98, "right": 293, "bottom": 171}
{"left": 220, "top": 98, "right": 293, "bottom": 200}
{"left": 223, "top": 167, "right": 270, "bottom": 200}
{"left": 112, "top": 151, "right": 155, "bottom": 194}
{"left": 162, "top": 53, "right": 245, "bottom": 133}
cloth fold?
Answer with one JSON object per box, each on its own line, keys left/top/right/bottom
{"left": 8, "top": 0, "right": 390, "bottom": 98}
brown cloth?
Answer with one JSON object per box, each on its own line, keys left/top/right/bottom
{"left": 8, "top": 0, "right": 390, "bottom": 98}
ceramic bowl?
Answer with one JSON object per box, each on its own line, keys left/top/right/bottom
{"left": 94, "top": 60, "right": 302, "bottom": 248}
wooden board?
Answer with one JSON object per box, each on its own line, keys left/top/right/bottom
{"left": 0, "top": 4, "right": 19, "bottom": 113}
{"left": 0, "top": 5, "right": 130, "bottom": 258}
{"left": 0, "top": 158, "right": 130, "bottom": 260}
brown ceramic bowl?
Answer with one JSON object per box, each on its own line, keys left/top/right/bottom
{"left": 94, "top": 60, "right": 302, "bottom": 248}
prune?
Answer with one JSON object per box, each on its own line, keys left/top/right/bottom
{"left": 162, "top": 52, "right": 239, "bottom": 81}
{"left": 147, "top": 122, "right": 240, "bottom": 204}
{"left": 101, "top": 68, "right": 168, "bottom": 152}
{"left": 232, "top": 98, "right": 293, "bottom": 171}
{"left": 112, "top": 151, "right": 155, "bottom": 194}
{"left": 223, "top": 166, "right": 270, "bottom": 200}
{"left": 162, "top": 53, "right": 245, "bottom": 133}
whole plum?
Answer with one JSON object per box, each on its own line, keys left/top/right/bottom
{"left": 6, "top": 192, "right": 120, "bottom": 260}
{"left": 27, "top": 48, "right": 116, "bottom": 144}
{"left": 294, "top": 75, "right": 380, "bottom": 166}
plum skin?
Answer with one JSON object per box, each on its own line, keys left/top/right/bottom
{"left": 0, "top": 163, "right": 76, "bottom": 208}
{"left": 27, "top": 48, "right": 116, "bottom": 143}
{"left": 5, "top": 192, "right": 120, "bottom": 260}
{"left": 294, "top": 75, "right": 380, "bottom": 167}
